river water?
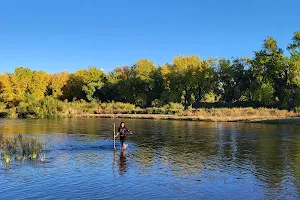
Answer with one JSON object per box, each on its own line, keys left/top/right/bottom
{"left": 0, "top": 118, "right": 299, "bottom": 199}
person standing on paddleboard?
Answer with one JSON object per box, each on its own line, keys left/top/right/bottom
{"left": 115, "top": 122, "right": 132, "bottom": 150}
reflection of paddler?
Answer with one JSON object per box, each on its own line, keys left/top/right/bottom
{"left": 114, "top": 122, "right": 132, "bottom": 150}
{"left": 119, "top": 150, "right": 127, "bottom": 176}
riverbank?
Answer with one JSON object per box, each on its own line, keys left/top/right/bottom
{"left": 249, "top": 118, "right": 300, "bottom": 125}
{"left": 1, "top": 100, "right": 300, "bottom": 124}
{"left": 78, "top": 107, "right": 300, "bottom": 123}
{"left": 79, "top": 113, "right": 300, "bottom": 124}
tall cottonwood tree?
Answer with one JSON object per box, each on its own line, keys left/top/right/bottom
{"left": 218, "top": 58, "right": 250, "bottom": 103}
{"left": 251, "top": 37, "right": 289, "bottom": 106}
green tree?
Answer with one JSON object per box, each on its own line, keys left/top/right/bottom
{"left": 251, "top": 37, "right": 289, "bottom": 106}
{"left": 287, "top": 31, "right": 300, "bottom": 107}
{"left": 171, "top": 55, "right": 202, "bottom": 108}
{"left": 105, "top": 66, "right": 135, "bottom": 103}
{"left": 218, "top": 58, "right": 250, "bottom": 103}
{"left": 288, "top": 31, "right": 300, "bottom": 55}
{"left": 194, "top": 58, "right": 218, "bottom": 103}
{"left": 133, "top": 59, "right": 156, "bottom": 106}
{"left": 159, "top": 64, "right": 179, "bottom": 104}
{"left": 148, "top": 67, "right": 165, "bottom": 104}
{"left": 62, "top": 67, "right": 104, "bottom": 101}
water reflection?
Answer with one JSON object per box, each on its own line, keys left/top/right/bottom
{"left": 0, "top": 118, "right": 299, "bottom": 199}
{"left": 112, "top": 150, "right": 128, "bottom": 177}
{"left": 118, "top": 150, "right": 127, "bottom": 176}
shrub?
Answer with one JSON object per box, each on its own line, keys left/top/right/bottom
{"left": 17, "top": 97, "right": 67, "bottom": 118}
{"left": 163, "top": 103, "right": 184, "bottom": 113}
{"left": 151, "top": 99, "right": 163, "bottom": 107}
{"left": 146, "top": 107, "right": 166, "bottom": 114}
{"left": 129, "top": 108, "right": 144, "bottom": 114}
{"left": 96, "top": 102, "right": 135, "bottom": 114}
{"left": 202, "top": 92, "right": 217, "bottom": 103}
{"left": 68, "top": 100, "right": 97, "bottom": 115}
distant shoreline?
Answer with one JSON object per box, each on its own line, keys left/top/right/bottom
{"left": 78, "top": 114, "right": 300, "bottom": 124}
{"left": 1, "top": 105, "right": 299, "bottom": 125}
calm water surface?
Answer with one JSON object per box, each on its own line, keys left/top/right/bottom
{"left": 0, "top": 118, "right": 299, "bottom": 199}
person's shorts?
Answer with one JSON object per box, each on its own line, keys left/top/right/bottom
{"left": 120, "top": 135, "right": 126, "bottom": 145}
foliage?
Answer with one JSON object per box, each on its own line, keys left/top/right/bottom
{"left": 49, "top": 72, "right": 70, "bottom": 98}
{"left": 218, "top": 58, "right": 250, "bottom": 103}
{"left": 7, "top": 108, "right": 18, "bottom": 118}
{"left": 17, "top": 96, "right": 66, "bottom": 118}
{"left": 1, "top": 31, "right": 300, "bottom": 114}
{"left": 96, "top": 102, "right": 136, "bottom": 114}
{"left": 62, "top": 67, "right": 104, "bottom": 102}
{"left": 250, "top": 37, "right": 290, "bottom": 107}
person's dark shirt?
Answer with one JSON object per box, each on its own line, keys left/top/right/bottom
{"left": 118, "top": 127, "right": 130, "bottom": 137}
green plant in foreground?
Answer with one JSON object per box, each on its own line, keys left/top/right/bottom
{"left": 0, "top": 135, "right": 44, "bottom": 164}
{"left": 1, "top": 152, "right": 11, "bottom": 163}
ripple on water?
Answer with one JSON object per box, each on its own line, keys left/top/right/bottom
{"left": 0, "top": 119, "right": 300, "bottom": 199}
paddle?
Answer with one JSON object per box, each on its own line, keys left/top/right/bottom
{"left": 113, "top": 123, "right": 116, "bottom": 150}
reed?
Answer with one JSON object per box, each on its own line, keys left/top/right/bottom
{"left": 0, "top": 135, "right": 44, "bottom": 164}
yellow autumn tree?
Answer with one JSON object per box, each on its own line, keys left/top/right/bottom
{"left": 28, "top": 71, "right": 51, "bottom": 100}
{"left": 171, "top": 55, "right": 202, "bottom": 107}
{"left": 10, "top": 67, "right": 33, "bottom": 102}
{"left": 49, "top": 72, "right": 70, "bottom": 98}
{"left": 135, "top": 59, "right": 155, "bottom": 81}
{"left": 0, "top": 73, "right": 15, "bottom": 103}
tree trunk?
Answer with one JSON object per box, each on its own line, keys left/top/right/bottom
{"left": 184, "top": 88, "right": 191, "bottom": 110}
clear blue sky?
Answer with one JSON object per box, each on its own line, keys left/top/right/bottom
{"left": 0, "top": 0, "right": 299, "bottom": 74}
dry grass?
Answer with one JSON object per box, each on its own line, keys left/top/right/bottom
{"left": 249, "top": 118, "right": 300, "bottom": 125}
{"left": 96, "top": 102, "right": 135, "bottom": 114}
{"left": 80, "top": 107, "right": 300, "bottom": 123}
{"left": 178, "top": 107, "right": 299, "bottom": 121}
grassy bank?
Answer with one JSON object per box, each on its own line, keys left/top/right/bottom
{"left": 249, "top": 118, "right": 300, "bottom": 125}
{"left": 1, "top": 98, "right": 300, "bottom": 123}
{"left": 0, "top": 99, "right": 185, "bottom": 118}
{"left": 80, "top": 107, "right": 300, "bottom": 123}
